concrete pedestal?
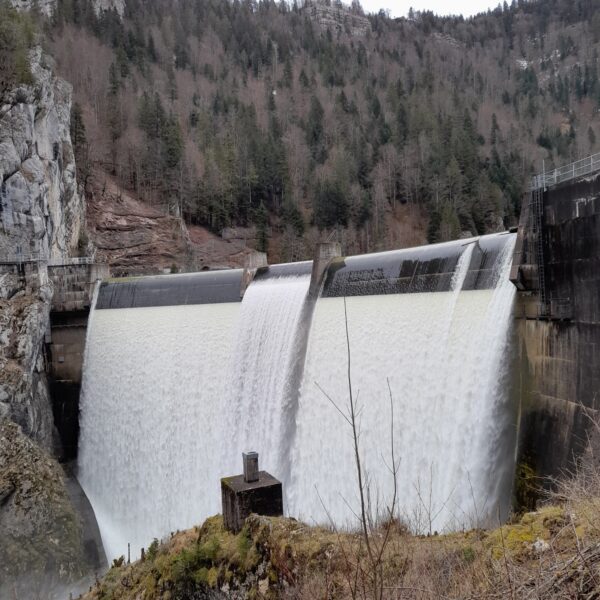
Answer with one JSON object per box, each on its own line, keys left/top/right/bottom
{"left": 221, "top": 471, "right": 283, "bottom": 533}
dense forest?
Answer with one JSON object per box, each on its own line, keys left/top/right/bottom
{"left": 10, "top": 0, "right": 600, "bottom": 260}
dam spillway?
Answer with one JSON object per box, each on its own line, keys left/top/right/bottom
{"left": 78, "top": 232, "right": 518, "bottom": 560}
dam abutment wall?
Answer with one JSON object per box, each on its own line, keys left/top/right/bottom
{"left": 512, "top": 172, "right": 600, "bottom": 505}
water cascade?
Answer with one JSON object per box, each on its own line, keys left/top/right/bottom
{"left": 78, "top": 233, "right": 518, "bottom": 559}
{"left": 288, "top": 235, "right": 517, "bottom": 532}
{"left": 78, "top": 301, "right": 240, "bottom": 559}
{"left": 223, "top": 273, "right": 311, "bottom": 481}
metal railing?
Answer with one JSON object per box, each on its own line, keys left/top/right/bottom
{"left": 531, "top": 152, "right": 600, "bottom": 190}
{"left": 47, "top": 256, "right": 94, "bottom": 267}
{"left": 0, "top": 253, "right": 44, "bottom": 265}
{"left": 0, "top": 254, "right": 94, "bottom": 266}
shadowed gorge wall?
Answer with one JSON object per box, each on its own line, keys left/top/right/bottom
{"left": 514, "top": 172, "right": 600, "bottom": 502}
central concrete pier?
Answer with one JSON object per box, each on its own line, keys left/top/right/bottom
{"left": 221, "top": 453, "right": 283, "bottom": 533}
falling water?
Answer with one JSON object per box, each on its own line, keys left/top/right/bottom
{"left": 288, "top": 235, "right": 517, "bottom": 533}
{"left": 223, "top": 274, "right": 311, "bottom": 480}
{"left": 78, "top": 302, "right": 240, "bottom": 560}
{"left": 78, "top": 234, "right": 518, "bottom": 560}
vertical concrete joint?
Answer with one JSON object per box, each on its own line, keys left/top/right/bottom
{"left": 309, "top": 242, "right": 341, "bottom": 297}
{"left": 240, "top": 252, "right": 268, "bottom": 298}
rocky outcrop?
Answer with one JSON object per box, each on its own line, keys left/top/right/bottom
{"left": 0, "top": 46, "right": 101, "bottom": 594}
{"left": 0, "top": 266, "right": 58, "bottom": 453}
{"left": 0, "top": 47, "right": 83, "bottom": 452}
{"left": 304, "top": 0, "right": 371, "bottom": 36}
{"left": 0, "top": 419, "right": 90, "bottom": 598}
{"left": 87, "top": 172, "right": 260, "bottom": 275}
{"left": 9, "top": 0, "right": 124, "bottom": 17}
{"left": 0, "top": 47, "right": 83, "bottom": 261}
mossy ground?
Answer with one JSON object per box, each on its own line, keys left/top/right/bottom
{"left": 80, "top": 500, "right": 600, "bottom": 600}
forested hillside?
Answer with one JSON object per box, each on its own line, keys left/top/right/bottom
{"left": 37, "top": 0, "right": 600, "bottom": 261}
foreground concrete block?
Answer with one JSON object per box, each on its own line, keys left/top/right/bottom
{"left": 221, "top": 453, "right": 283, "bottom": 533}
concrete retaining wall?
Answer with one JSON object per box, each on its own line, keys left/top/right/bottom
{"left": 513, "top": 172, "right": 600, "bottom": 505}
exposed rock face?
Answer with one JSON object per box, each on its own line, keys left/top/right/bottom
{"left": 87, "top": 172, "right": 260, "bottom": 275}
{"left": 0, "top": 419, "right": 89, "bottom": 598}
{"left": 0, "top": 47, "right": 100, "bottom": 594}
{"left": 93, "top": 0, "right": 124, "bottom": 15}
{"left": 0, "top": 266, "right": 58, "bottom": 453}
{"left": 0, "top": 47, "right": 82, "bottom": 452}
{"left": 9, "top": 0, "right": 124, "bottom": 17}
{"left": 0, "top": 48, "right": 83, "bottom": 261}
{"left": 305, "top": 0, "right": 371, "bottom": 36}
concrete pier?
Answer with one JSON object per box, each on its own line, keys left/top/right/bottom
{"left": 46, "top": 260, "right": 109, "bottom": 459}
{"left": 221, "top": 453, "right": 283, "bottom": 533}
{"left": 309, "top": 242, "right": 341, "bottom": 297}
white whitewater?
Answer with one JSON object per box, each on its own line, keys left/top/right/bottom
{"left": 223, "top": 275, "right": 311, "bottom": 481}
{"left": 288, "top": 235, "right": 517, "bottom": 533}
{"left": 78, "top": 275, "right": 311, "bottom": 560}
{"left": 78, "top": 235, "right": 518, "bottom": 559}
{"left": 78, "top": 302, "right": 240, "bottom": 560}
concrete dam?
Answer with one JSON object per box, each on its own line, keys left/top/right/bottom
{"left": 76, "top": 232, "right": 519, "bottom": 560}
{"left": 61, "top": 163, "right": 600, "bottom": 562}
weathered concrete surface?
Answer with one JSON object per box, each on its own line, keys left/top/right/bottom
{"left": 46, "top": 262, "right": 109, "bottom": 458}
{"left": 221, "top": 471, "right": 283, "bottom": 534}
{"left": 514, "top": 172, "right": 600, "bottom": 499}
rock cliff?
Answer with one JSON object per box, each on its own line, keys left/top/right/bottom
{"left": 0, "top": 265, "right": 57, "bottom": 453}
{"left": 0, "top": 419, "right": 90, "bottom": 598}
{"left": 0, "top": 47, "right": 83, "bottom": 261}
{"left": 9, "top": 0, "right": 124, "bottom": 17}
{"left": 0, "top": 46, "right": 97, "bottom": 593}
{"left": 0, "top": 47, "right": 82, "bottom": 451}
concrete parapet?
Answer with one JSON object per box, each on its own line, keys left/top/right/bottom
{"left": 48, "top": 263, "right": 109, "bottom": 312}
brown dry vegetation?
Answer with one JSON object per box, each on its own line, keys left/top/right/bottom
{"left": 79, "top": 440, "right": 600, "bottom": 600}
{"left": 40, "top": 0, "right": 600, "bottom": 269}
{"left": 77, "top": 500, "right": 600, "bottom": 600}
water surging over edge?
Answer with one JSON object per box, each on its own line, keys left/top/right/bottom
{"left": 78, "top": 234, "right": 518, "bottom": 558}
{"left": 288, "top": 235, "right": 518, "bottom": 533}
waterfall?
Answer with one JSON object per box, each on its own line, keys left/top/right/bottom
{"left": 223, "top": 274, "right": 311, "bottom": 480}
{"left": 287, "top": 235, "right": 517, "bottom": 533}
{"left": 78, "top": 302, "right": 240, "bottom": 560}
{"left": 78, "top": 234, "right": 518, "bottom": 560}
